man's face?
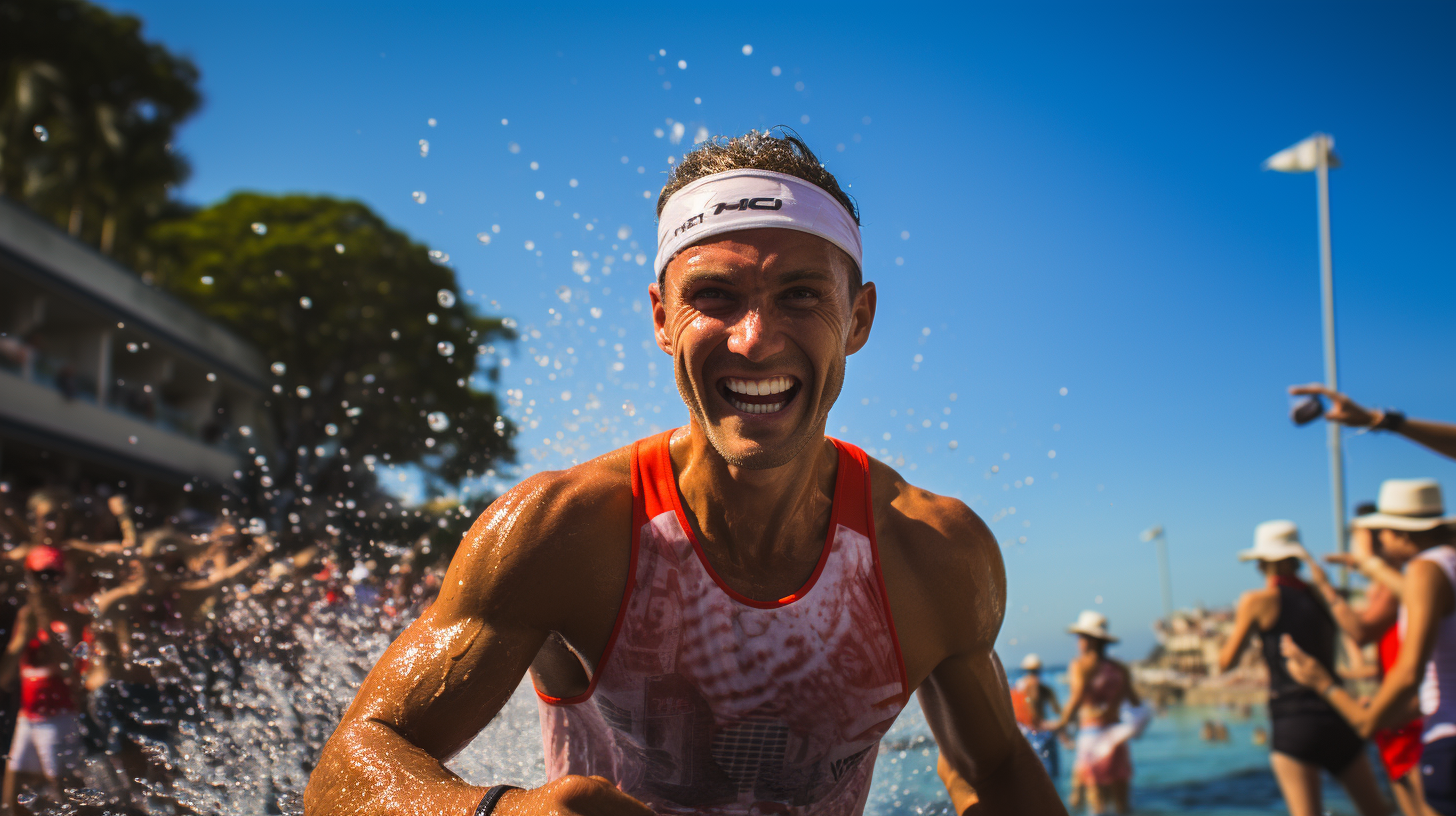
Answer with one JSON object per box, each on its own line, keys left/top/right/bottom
{"left": 651, "top": 228, "right": 875, "bottom": 469}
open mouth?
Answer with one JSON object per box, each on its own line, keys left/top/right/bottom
{"left": 718, "top": 375, "right": 802, "bottom": 415}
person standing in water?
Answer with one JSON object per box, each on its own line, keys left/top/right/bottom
{"left": 306, "top": 131, "right": 1064, "bottom": 816}
{"left": 1283, "top": 479, "right": 1456, "bottom": 816}
{"left": 1046, "top": 612, "right": 1139, "bottom": 816}
{"left": 1012, "top": 654, "right": 1062, "bottom": 779}
{"left": 1217, "top": 520, "right": 1389, "bottom": 816}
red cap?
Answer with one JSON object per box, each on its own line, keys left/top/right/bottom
{"left": 24, "top": 545, "right": 66, "bottom": 574}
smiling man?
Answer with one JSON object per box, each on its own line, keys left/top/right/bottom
{"left": 305, "top": 132, "right": 1064, "bottom": 816}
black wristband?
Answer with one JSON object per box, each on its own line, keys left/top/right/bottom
{"left": 1374, "top": 410, "right": 1406, "bottom": 431}
{"left": 474, "top": 785, "right": 519, "bottom": 816}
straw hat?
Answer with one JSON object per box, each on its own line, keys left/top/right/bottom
{"left": 1351, "top": 479, "right": 1455, "bottom": 532}
{"left": 1238, "top": 520, "right": 1305, "bottom": 562}
{"left": 1067, "top": 610, "right": 1119, "bottom": 643}
{"left": 1020, "top": 653, "right": 1042, "bottom": 671}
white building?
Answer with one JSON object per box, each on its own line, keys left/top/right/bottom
{"left": 0, "top": 197, "right": 266, "bottom": 498}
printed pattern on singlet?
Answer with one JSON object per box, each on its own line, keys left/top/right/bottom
{"left": 536, "top": 431, "right": 909, "bottom": 816}
{"left": 1402, "top": 545, "right": 1456, "bottom": 744}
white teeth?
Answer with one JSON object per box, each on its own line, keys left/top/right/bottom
{"left": 729, "top": 397, "right": 787, "bottom": 414}
{"left": 724, "top": 376, "right": 796, "bottom": 396}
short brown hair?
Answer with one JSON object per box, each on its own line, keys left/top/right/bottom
{"left": 656, "top": 130, "right": 860, "bottom": 291}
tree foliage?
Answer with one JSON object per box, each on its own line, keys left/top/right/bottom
{"left": 149, "top": 193, "right": 516, "bottom": 541}
{"left": 0, "top": 0, "right": 198, "bottom": 263}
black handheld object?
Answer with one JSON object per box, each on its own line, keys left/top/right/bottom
{"left": 1291, "top": 396, "right": 1325, "bottom": 426}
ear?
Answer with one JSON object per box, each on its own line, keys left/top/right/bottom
{"left": 649, "top": 280, "right": 672, "bottom": 355}
{"left": 845, "top": 281, "right": 877, "bottom": 356}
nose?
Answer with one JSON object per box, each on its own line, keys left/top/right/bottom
{"left": 725, "top": 306, "right": 786, "bottom": 362}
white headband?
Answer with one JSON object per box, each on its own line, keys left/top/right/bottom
{"left": 654, "top": 169, "right": 862, "bottom": 278}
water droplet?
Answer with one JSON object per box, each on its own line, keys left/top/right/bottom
{"left": 126, "top": 342, "right": 139, "bottom": 353}
{"left": 270, "top": 362, "right": 287, "bottom": 376}
{"left": 295, "top": 386, "right": 311, "bottom": 398}
{"left": 436, "top": 289, "right": 456, "bottom": 308}
{"left": 32, "top": 125, "right": 48, "bottom": 142}
{"left": 508, "top": 142, "right": 521, "bottom": 154}
{"left": 677, "top": 59, "right": 687, "bottom": 69}
{"left": 239, "top": 425, "right": 252, "bottom": 436}
{"left": 17, "top": 792, "right": 36, "bottom": 806}
{"left": 324, "top": 423, "right": 339, "bottom": 436}
{"left": 590, "top": 307, "right": 602, "bottom": 319}
{"left": 135, "top": 655, "right": 163, "bottom": 668}
{"left": 200, "top": 275, "right": 214, "bottom": 285}
{"left": 569, "top": 178, "right": 579, "bottom": 187}
{"left": 428, "top": 249, "right": 449, "bottom": 264}
{"left": 535, "top": 191, "right": 545, "bottom": 200}
{"left": 299, "top": 296, "right": 312, "bottom": 309}
{"left": 617, "top": 225, "right": 632, "bottom": 240}
{"left": 127, "top": 435, "right": 138, "bottom": 445}
{"left": 1059, "top": 387, "right": 1068, "bottom": 396}
{"left": 427, "top": 411, "right": 450, "bottom": 432}
{"left": 742, "top": 44, "right": 753, "bottom": 55}
{"left": 622, "top": 401, "right": 636, "bottom": 416}
{"left": 437, "top": 341, "right": 455, "bottom": 356}
{"left": 251, "top": 222, "right": 267, "bottom": 235}
{"left": 334, "top": 243, "right": 346, "bottom": 254}
{"left": 426, "top": 313, "right": 438, "bottom": 325}
{"left": 771, "top": 65, "right": 782, "bottom": 77}
{"left": 476, "top": 232, "right": 491, "bottom": 244}
{"left": 412, "top": 191, "right": 427, "bottom": 204}
{"left": 524, "top": 240, "right": 535, "bottom": 250}
{"left": 427, "top": 117, "right": 437, "bottom": 127}
{"left": 556, "top": 286, "right": 572, "bottom": 303}
{"left": 418, "top": 139, "right": 429, "bottom": 157}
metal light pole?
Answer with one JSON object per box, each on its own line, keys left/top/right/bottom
{"left": 1141, "top": 525, "right": 1173, "bottom": 621}
{"left": 1265, "top": 133, "right": 1347, "bottom": 582}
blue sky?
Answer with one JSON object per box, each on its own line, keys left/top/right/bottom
{"left": 103, "top": 1, "right": 1456, "bottom": 660}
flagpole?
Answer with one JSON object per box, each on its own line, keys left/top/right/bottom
{"left": 1315, "top": 134, "right": 1348, "bottom": 586}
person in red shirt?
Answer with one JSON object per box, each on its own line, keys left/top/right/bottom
{"left": 0, "top": 545, "right": 89, "bottom": 815}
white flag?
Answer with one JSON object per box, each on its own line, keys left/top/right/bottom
{"left": 1263, "top": 134, "right": 1341, "bottom": 173}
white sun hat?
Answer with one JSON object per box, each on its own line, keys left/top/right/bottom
{"left": 1238, "top": 520, "right": 1306, "bottom": 562}
{"left": 1067, "top": 610, "right": 1119, "bottom": 643}
{"left": 1020, "top": 653, "right": 1043, "bottom": 671}
{"left": 1351, "top": 479, "right": 1455, "bottom": 532}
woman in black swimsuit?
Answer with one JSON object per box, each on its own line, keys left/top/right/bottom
{"left": 1217, "top": 520, "right": 1389, "bottom": 816}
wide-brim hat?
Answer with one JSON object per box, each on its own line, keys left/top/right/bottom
{"left": 1020, "top": 653, "right": 1042, "bottom": 671}
{"left": 1067, "top": 610, "right": 1119, "bottom": 643}
{"left": 1238, "top": 519, "right": 1305, "bottom": 562}
{"left": 1351, "top": 479, "right": 1456, "bottom": 532}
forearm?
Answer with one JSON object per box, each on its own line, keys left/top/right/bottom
{"left": 304, "top": 719, "right": 486, "bottom": 816}
{"left": 1396, "top": 418, "right": 1456, "bottom": 460}
{"left": 962, "top": 737, "right": 1067, "bottom": 816}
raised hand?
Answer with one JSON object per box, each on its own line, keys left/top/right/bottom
{"left": 1287, "top": 384, "right": 1377, "bottom": 427}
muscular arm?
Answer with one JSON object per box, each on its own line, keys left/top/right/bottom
{"left": 305, "top": 464, "right": 650, "bottom": 816}
{"left": 891, "top": 490, "right": 1065, "bottom": 816}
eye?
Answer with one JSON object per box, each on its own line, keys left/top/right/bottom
{"left": 784, "top": 287, "right": 820, "bottom": 302}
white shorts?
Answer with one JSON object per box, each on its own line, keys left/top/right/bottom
{"left": 8, "top": 712, "right": 83, "bottom": 778}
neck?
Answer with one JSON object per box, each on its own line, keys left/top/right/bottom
{"left": 670, "top": 420, "right": 838, "bottom": 583}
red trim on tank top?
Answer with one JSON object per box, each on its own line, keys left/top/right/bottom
{"left": 849, "top": 440, "right": 911, "bottom": 701}
{"left": 661, "top": 430, "right": 842, "bottom": 609}
{"left": 534, "top": 440, "right": 645, "bottom": 707}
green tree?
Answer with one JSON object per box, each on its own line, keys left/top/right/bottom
{"left": 0, "top": 0, "right": 199, "bottom": 263}
{"left": 149, "top": 193, "right": 515, "bottom": 545}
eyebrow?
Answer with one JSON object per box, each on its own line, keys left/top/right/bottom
{"left": 675, "top": 267, "right": 838, "bottom": 291}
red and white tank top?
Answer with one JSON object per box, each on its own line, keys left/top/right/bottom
{"left": 19, "top": 622, "right": 83, "bottom": 721}
{"left": 537, "top": 431, "right": 909, "bottom": 816}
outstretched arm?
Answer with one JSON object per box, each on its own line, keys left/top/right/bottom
{"left": 1289, "top": 383, "right": 1456, "bottom": 460}
{"left": 305, "top": 470, "right": 652, "bottom": 816}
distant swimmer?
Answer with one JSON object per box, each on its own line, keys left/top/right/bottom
{"left": 1047, "top": 611, "right": 1143, "bottom": 816}
{"left": 1282, "top": 480, "right": 1456, "bottom": 816}
{"left": 306, "top": 131, "right": 1065, "bottom": 816}
{"left": 1217, "top": 520, "right": 1389, "bottom": 816}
